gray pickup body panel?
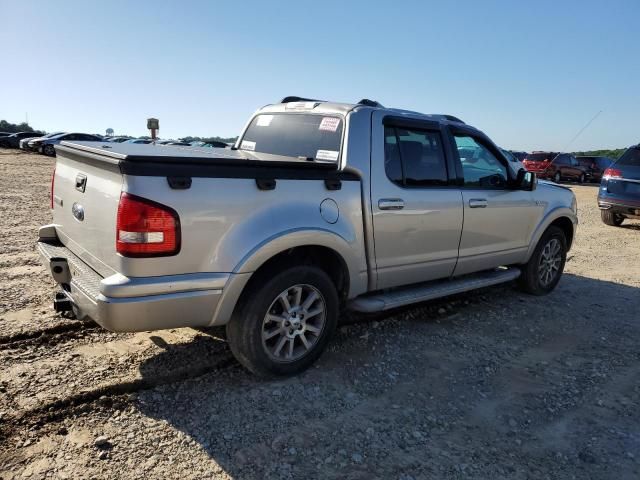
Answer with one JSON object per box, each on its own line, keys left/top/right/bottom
{"left": 38, "top": 102, "right": 577, "bottom": 331}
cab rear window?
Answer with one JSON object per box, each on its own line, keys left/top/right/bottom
{"left": 239, "top": 113, "right": 343, "bottom": 162}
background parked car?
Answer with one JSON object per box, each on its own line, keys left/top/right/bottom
{"left": 510, "top": 151, "right": 528, "bottom": 162}
{"left": 0, "top": 132, "right": 44, "bottom": 149}
{"left": 124, "top": 138, "right": 153, "bottom": 144}
{"left": 500, "top": 148, "right": 525, "bottom": 171}
{"left": 40, "top": 132, "right": 102, "bottom": 156}
{"left": 105, "top": 137, "right": 131, "bottom": 143}
{"left": 523, "top": 152, "right": 588, "bottom": 183}
{"left": 598, "top": 145, "right": 640, "bottom": 226}
{"left": 576, "top": 155, "right": 614, "bottom": 183}
{"left": 21, "top": 131, "right": 65, "bottom": 151}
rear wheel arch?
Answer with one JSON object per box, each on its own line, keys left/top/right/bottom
{"left": 238, "top": 245, "right": 351, "bottom": 305}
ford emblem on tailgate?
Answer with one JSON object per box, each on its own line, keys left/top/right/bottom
{"left": 72, "top": 202, "right": 85, "bottom": 221}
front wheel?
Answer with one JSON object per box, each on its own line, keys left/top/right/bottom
{"left": 226, "top": 265, "right": 339, "bottom": 377}
{"left": 601, "top": 210, "right": 624, "bottom": 226}
{"left": 518, "top": 226, "right": 567, "bottom": 295}
{"left": 43, "top": 144, "right": 56, "bottom": 156}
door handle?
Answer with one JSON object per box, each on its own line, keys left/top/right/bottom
{"left": 468, "top": 198, "right": 488, "bottom": 208}
{"left": 378, "top": 198, "right": 404, "bottom": 210}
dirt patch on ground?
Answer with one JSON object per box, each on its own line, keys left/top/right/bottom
{"left": 1, "top": 150, "right": 639, "bottom": 479}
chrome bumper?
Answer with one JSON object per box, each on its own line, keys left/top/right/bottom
{"left": 36, "top": 240, "right": 232, "bottom": 332}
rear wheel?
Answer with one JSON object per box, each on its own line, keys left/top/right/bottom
{"left": 601, "top": 210, "right": 624, "bottom": 226}
{"left": 518, "top": 226, "right": 567, "bottom": 295}
{"left": 43, "top": 144, "right": 56, "bottom": 156}
{"left": 554, "top": 171, "right": 561, "bottom": 183}
{"left": 226, "top": 265, "right": 339, "bottom": 377}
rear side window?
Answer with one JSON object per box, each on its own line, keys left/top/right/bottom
{"left": 617, "top": 148, "right": 640, "bottom": 167}
{"left": 383, "top": 126, "right": 448, "bottom": 186}
{"left": 526, "top": 153, "right": 556, "bottom": 162}
{"left": 240, "top": 113, "right": 343, "bottom": 162}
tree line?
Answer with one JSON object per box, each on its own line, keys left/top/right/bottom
{"left": 0, "top": 120, "right": 44, "bottom": 135}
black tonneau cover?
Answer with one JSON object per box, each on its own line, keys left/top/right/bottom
{"left": 55, "top": 141, "right": 355, "bottom": 181}
{"left": 57, "top": 141, "right": 338, "bottom": 169}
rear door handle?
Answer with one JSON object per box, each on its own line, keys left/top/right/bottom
{"left": 378, "top": 198, "right": 404, "bottom": 210}
{"left": 469, "top": 198, "right": 488, "bottom": 208}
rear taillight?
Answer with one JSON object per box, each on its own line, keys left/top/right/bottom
{"left": 603, "top": 168, "right": 622, "bottom": 179}
{"left": 50, "top": 167, "right": 56, "bottom": 209}
{"left": 116, "top": 193, "right": 180, "bottom": 257}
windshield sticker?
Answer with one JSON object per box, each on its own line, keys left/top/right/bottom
{"left": 256, "top": 115, "right": 273, "bottom": 127}
{"left": 316, "top": 150, "right": 339, "bottom": 162}
{"left": 240, "top": 140, "right": 256, "bottom": 151}
{"left": 319, "top": 117, "right": 341, "bottom": 132}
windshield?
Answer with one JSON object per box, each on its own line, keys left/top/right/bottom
{"left": 616, "top": 147, "right": 640, "bottom": 167}
{"left": 240, "top": 113, "right": 343, "bottom": 162}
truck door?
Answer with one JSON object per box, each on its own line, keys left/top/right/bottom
{"left": 449, "top": 130, "right": 541, "bottom": 276}
{"left": 370, "top": 112, "right": 463, "bottom": 290}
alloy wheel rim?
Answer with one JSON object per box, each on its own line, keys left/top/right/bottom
{"left": 262, "top": 284, "right": 326, "bottom": 362}
{"left": 538, "top": 238, "right": 562, "bottom": 287}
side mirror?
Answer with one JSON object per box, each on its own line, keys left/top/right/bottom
{"left": 515, "top": 168, "right": 536, "bottom": 191}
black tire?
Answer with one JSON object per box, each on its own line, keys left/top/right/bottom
{"left": 226, "top": 265, "right": 339, "bottom": 377}
{"left": 43, "top": 144, "right": 56, "bottom": 157}
{"left": 554, "top": 171, "right": 561, "bottom": 183}
{"left": 518, "top": 226, "right": 567, "bottom": 295}
{"left": 601, "top": 210, "right": 624, "bottom": 226}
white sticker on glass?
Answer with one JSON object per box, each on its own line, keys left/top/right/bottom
{"left": 316, "top": 150, "right": 339, "bottom": 162}
{"left": 256, "top": 115, "right": 273, "bottom": 127}
{"left": 240, "top": 140, "right": 256, "bottom": 151}
{"left": 318, "top": 117, "right": 341, "bottom": 132}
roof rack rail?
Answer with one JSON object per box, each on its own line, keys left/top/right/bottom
{"left": 357, "top": 98, "right": 384, "bottom": 108}
{"left": 280, "top": 96, "right": 324, "bottom": 103}
{"left": 441, "top": 114, "right": 465, "bottom": 124}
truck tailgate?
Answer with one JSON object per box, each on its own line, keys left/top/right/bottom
{"left": 52, "top": 148, "right": 122, "bottom": 277}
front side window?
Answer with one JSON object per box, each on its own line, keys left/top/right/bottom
{"left": 384, "top": 126, "right": 448, "bottom": 186}
{"left": 240, "top": 113, "right": 343, "bottom": 162}
{"left": 454, "top": 135, "right": 508, "bottom": 188}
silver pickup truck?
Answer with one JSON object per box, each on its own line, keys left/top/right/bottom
{"left": 37, "top": 97, "right": 578, "bottom": 376}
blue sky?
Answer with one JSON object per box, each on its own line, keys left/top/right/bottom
{"left": 1, "top": 0, "right": 638, "bottom": 151}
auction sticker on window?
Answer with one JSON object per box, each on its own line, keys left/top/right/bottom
{"left": 316, "top": 150, "right": 339, "bottom": 162}
{"left": 240, "top": 140, "right": 256, "bottom": 151}
{"left": 319, "top": 117, "right": 341, "bottom": 132}
{"left": 256, "top": 115, "right": 273, "bottom": 127}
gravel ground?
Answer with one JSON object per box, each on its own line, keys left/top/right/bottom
{"left": 1, "top": 149, "right": 639, "bottom": 479}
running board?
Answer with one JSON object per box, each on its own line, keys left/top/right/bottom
{"left": 348, "top": 268, "right": 521, "bottom": 313}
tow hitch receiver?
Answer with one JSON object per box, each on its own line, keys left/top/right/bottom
{"left": 49, "top": 257, "right": 71, "bottom": 284}
{"left": 53, "top": 291, "right": 73, "bottom": 313}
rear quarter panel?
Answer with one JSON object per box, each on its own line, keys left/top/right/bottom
{"left": 123, "top": 175, "right": 368, "bottom": 296}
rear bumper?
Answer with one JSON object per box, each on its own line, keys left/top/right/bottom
{"left": 36, "top": 237, "right": 247, "bottom": 332}
{"left": 597, "top": 196, "right": 640, "bottom": 218}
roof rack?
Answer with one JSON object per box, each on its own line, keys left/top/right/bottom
{"left": 440, "top": 114, "right": 465, "bottom": 124}
{"left": 280, "top": 96, "right": 324, "bottom": 103}
{"left": 357, "top": 99, "right": 384, "bottom": 108}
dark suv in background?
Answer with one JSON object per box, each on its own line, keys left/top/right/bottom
{"left": 576, "top": 156, "right": 614, "bottom": 183}
{"left": 523, "top": 152, "right": 588, "bottom": 183}
{"left": 598, "top": 145, "right": 640, "bottom": 226}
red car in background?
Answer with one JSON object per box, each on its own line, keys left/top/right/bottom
{"left": 523, "top": 151, "right": 588, "bottom": 183}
